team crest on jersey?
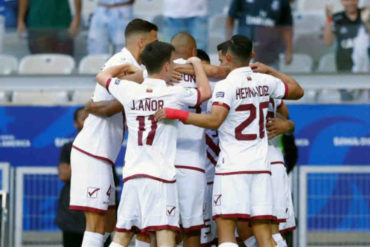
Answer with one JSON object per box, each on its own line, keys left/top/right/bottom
{"left": 114, "top": 78, "right": 120, "bottom": 85}
{"left": 166, "top": 205, "right": 176, "bottom": 216}
{"left": 87, "top": 187, "right": 100, "bottom": 198}
{"left": 146, "top": 88, "right": 153, "bottom": 93}
{"left": 216, "top": 92, "right": 225, "bottom": 98}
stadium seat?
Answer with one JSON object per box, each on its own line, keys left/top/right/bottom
{"left": 78, "top": 54, "right": 110, "bottom": 74}
{"left": 0, "top": 55, "right": 18, "bottom": 75}
{"left": 19, "top": 54, "right": 75, "bottom": 75}
{"left": 72, "top": 90, "right": 94, "bottom": 104}
{"left": 279, "top": 54, "right": 313, "bottom": 73}
{"left": 12, "top": 91, "right": 69, "bottom": 105}
{"left": 318, "top": 53, "right": 336, "bottom": 73}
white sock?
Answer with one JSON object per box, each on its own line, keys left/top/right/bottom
{"left": 109, "top": 242, "right": 125, "bottom": 247}
{"left": 219, "top": 242, "right": 239, "bottom": 247}
{"left": 135, "top": 239, "right": 150, "bottom": 247}
{"left": 103, "top": 232, "right": 111, "bottom": 243}
{"left": 272, "top": 233, "right": 287, "bottom": 247}
{"left": 244, "top": 236, "right": 257, "bottom": 247}
{"left": 82, "top": 231, "right": 104, "bottom": 247}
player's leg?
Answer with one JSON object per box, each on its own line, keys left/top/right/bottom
{"left": 236, "top": 221, "right": 256, "bottom": 247}
{"left": 87, "top": 6, "right": 110, "bottom": 55}
{"left": 156, "top": 229, "right": 177, "bottom": 247}
{"left": 176, "top": 168, "right": 206, "bottom": 247}
{"left": 135, "top": 233, "right": 151, "bottom": 247}
{"left": 215, "top": 218, "right": 238, "bottom": 246}
{"left": 250, "top": 173, "right": 276, "bottom": 247}
{"left": 201, "top": 182, "right": 215, "bottom": 247}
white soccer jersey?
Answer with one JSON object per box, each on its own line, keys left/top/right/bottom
{"left": 173, "top": 58, "right": 207, "bottom": 171}
{"left": 211, "top": 67, "right": 288, "bottom": 174}
{"left": 267, "top": 99, "right": 285, "bottom": 164}
{"left": 205, "top": 80, "right": 220, "bottom": 182}
{"left": 72, "top": 48, "right": 142, "bottom": 164}
{"left": 108, "top": 77, "right": 199, "bottom": 182}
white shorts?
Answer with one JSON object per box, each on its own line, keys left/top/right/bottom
{"left": 201, "top": 181, "right": 216, "bottom": 246}
{"left": 212, "top": 173, "right": 274, "bottom": 221}
{"left": 115, "top": 178, "right": 180, "bottom": 233}
{"left": 70, "top": 148, "right": 116, "bottom": 213}
{"left": 279, "top": 177, "right": 296, "bottom": 233}
{"left": 271, "top": 163, "right": 288, "bottom": 222}
{"left": 176, "top": 167, "right": 206, "bottom": 232}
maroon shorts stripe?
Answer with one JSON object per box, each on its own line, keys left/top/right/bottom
{"left": 175, "top": 165, "right": 205, "bottom": 173}
{"left": 271, "top": 161, "right": 284, "bottom": 165}
{"left": 108, "top": 205, "right": 116, "bottom": 210}
{"left": 215, "top": 170, "right": 271, "bottom": 176}
{"left": 205, "top": 134, "right": 220, "bottom": 155}
{"left": 182, "top": 224, "right": 206, "bottom": 233}
{"left": 142, "top": 225, "right": 180, "bottom": 233}
{"left": 212, "top": 102, "right": 230, "bottom": 110}
{"left": 72, "top": 145, "right": 115, "bottom": 166}
{"left": 213, "top": 213, "right": 250, "bottom": 220}
{"left": 123, "top": 174, "right": 176, "bottom": 183}
{"left": 69, "top": 205, "right": 107, "bottom": 214}
{"left": 206, "top": 151, "right": 217, "bottom": 166}
{"left": 250, "top": 215, "right": 277, "bottom": 221}
{"left": 279, "top": 226, "right": 296, "bottom": 234}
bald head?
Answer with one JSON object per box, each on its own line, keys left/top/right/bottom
{"left": 171, "top": 32, "right": 197, "bottom": 59}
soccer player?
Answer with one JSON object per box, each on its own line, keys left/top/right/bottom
{"left": 154, "top": 35, "right": 304, "bottom": 247}
{"left": 69, "top": 19, "right": 158, "bottom": 247}
{"left": 95, "top": 41, "right": 211, "bottom": 247}
{"left": 169, "top": 32, "right": 208, "bottom": 247}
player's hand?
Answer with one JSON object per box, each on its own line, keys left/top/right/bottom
{"left": 84, "top": 99, "right": 94, "bottom": 113}
{"left": 68, "top": 18, "right": 80, "bottom": 37}
{"left": 250, "top": 62, "right": 273, "bottom": 74}
{"left": 171, "top": 70, "right": 182, "bottom": 83}
{"left": 361, "top": 7, "right": 370, "bottom": 24}
{"left": 155, "top": 109, "right": 167, "bottom": 122}
{"left": 17, "top": 20, "right": 27, "bottom": 38}
{"left": 325, "top": 4, "right": 333, "bottom": 19}
{"left": 187, "top": 57, "right": 202, "bottom": 64}
{"left": 266, "top": 117, "right": 292, "bottom": 140}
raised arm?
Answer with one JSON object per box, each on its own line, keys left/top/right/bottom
{"left": 175, "top": 63, "right": 230, "bottom": 78}
{"left": 187, "top": 57, "right": 211, "bottom": 103}
{"left": 85, "top": 99, "right": 123, "bottom": 117}
{"left": 96, "top": 64, "right": 143, "bottom": 88}
{"left": 251, "top": 62, "right": 304, "bottom": 100}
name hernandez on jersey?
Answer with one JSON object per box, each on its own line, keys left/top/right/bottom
{"left": 267, "top": 98, "right": 285, "bottom": 164}
{"left": 108, "top": 77, "right": 200, "bottom": 182}
{"left": 72, "top": 48, "right": 142, "bottom": 165}
{"left": 211, "top": 67, "right": 287, "bottom": 174}
{"left": 173, "top": 58, "right": 207, "bottom": 172}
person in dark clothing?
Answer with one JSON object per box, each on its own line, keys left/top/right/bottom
{"left": 56, "top": 107, "right": 88, "bottom": 247}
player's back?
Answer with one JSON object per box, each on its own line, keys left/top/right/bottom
{"left": 213, "top": 67, "right": 286, "bottom": 173}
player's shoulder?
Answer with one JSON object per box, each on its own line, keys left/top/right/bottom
{"left": 252, "top": 72, "right": 280, "bottom": 83}
{"left": 104, "top": 50, "right": 132, "bottom": 68}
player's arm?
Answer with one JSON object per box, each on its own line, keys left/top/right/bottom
{"left": 187, "top": 57, "right": 212, "bottom": 103}
{"left": 267, "top": 103, "right": 294, "bottom": 139}
{"left": 175, "top": 63, "right": 230, "bottom": 78}
{"left": 85, "top": 99, "right": 123, "bottom": 117}
{"left": 68, "top": 0, "right": 82, "bottom": 36}
{"left": 96, "top": 64, "right": 143, "bottom": 88}
{"left": 251, "top": 62, "right": 304, "bottom": 99}
{"left": 155, "top": 105, "right": 228, "bottom": 130}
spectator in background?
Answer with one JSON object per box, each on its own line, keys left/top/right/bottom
{"left": 17, "top": 0, "right": 82, "bottom": 55}
{"left": 163, "top": 0, "right": 208, "bottom": 50}
{"left": 88, "top": 0, "right": 134, "bottom": 55}
{"left": 226, "top": 0, "right": 293, "bottom": 68}
{"left": 56, "top": 107, "right": 88, "bottom": 247}
{"left": 324, "top": 0, "right": 370, "bottom": 73}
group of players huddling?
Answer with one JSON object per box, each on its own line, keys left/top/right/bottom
{"left": 69, "top": 18, "right": 304, "bottom": 247}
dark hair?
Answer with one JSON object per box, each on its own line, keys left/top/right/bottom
{"left": 125, "top": 18, "right": 158, "bottom": 38}
{"left": 217, "top": 40, "right": 231, "bottom": 55}
{"left": 228, "top": 35, "right": 253, "bottom": 62}
{"left": 74, "top": 106, "right": 84, "bottom": 122}
{"left": 196, "top": 49, "right": 210, "bottom": 63}
{"left": 141, "top": 41, "right": 175, "bottom": 74}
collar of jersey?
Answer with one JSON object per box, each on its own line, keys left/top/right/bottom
{"left": 227, "top": 66, "right": 253, "bottom": 78}
{"left": 121, "top": 47, "right": 141, "bottom": 68}
{"left": 142, "top": 78, "right": 167, "bottom": 87}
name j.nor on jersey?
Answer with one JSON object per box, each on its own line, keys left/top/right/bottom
{"left": 130, "top": 98, "right": 164, "bottom": 111}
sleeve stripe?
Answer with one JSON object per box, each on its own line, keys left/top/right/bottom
{"left": 283, "top": 82, "right": 289, "bottom": 99}
{"left": 196, "top": 88, "right": 201, "bottom": 106}
{"left": 106, "top": 78, "right": 112, "bottom": 93}
{"left": 212, "top": 102, "right": 230, "bottom": 110}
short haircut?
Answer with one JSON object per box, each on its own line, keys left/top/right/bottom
{"left": 217, "top": 40, "right": 231, "bottom": 55}
{"left": 141, "top": 41, "right": 175, "bottom": 74}
{"left": 125, "top": 18, "right": 158, "bottom": 38}
{"left": 74, "top": 107, "right": 84, "bottom": 122}
{"left": 228, "top": 35, "right": 253, "bottom": 63}
{"left": 196, "top": 49, "right": 210, "bottom": 63}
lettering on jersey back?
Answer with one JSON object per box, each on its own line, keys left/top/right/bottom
{"left": 131, "top": 99, "right": 164, "bottom": 111}
{"left": 182, "top": 74, "right": 196, "bottom": 83}
{"left": 236, "top": 85, "right": 269, "bottom": 100}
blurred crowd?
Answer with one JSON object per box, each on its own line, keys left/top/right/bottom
{"left": 0, "top": 0, "right": 369, "bottom": 73}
